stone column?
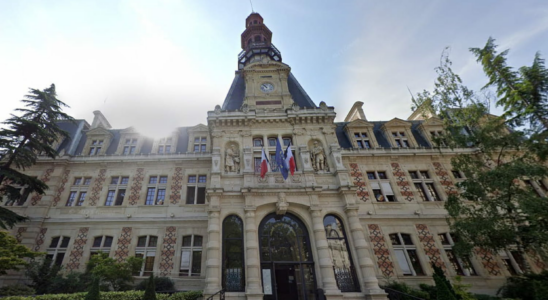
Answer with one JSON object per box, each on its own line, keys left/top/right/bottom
{"left": 310, "top": 207, "right": 340, "bottom": 296}
{"left": 344, "top": 205, "right": 387, "bottom": 300}
{"left": 204, "top": 208, "right": 222, "bottom": 295}
{"left": 245, "top": 207, "right": 263, "bottom": 300}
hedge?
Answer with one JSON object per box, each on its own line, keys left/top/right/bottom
{"left": 1, "top": 290, "right": 202, "bottom": 300}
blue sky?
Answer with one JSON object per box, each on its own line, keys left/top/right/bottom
{"left": 1, "top": 0, "right": 547, "bottom": 137}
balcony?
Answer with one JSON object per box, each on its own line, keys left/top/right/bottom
{"left": 238, "top": 43, "right": 282, "bottom": 69}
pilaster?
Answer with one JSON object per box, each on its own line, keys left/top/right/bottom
{"left": 244, "top": 205, "right": 264, "bottom": 300}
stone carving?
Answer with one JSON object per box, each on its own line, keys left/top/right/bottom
{"left": 241, "top": 104, "right": 249, "bottom": 113}
{"left": 292, "top": 102, "right": 300, "bottom": 112}
{"left": 310, "top": 141, "right": 328, "bottom": 172}
{"left": 276, "top": 192, "right": 288, "bottom": 215}
{"left": 225, "top": 144, "right": 240, "bottom": 173}
{"left": 214, "top": 105, "right": 221, "bottom": 115}
{"left": 293, "top": 128, "right": 306, "bottom": 136}
{"left": 319, "top": 101, "right": 328, "bottom": 111}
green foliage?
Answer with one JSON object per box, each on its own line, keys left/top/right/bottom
{"left": 498, "top": 271, "right": 548, "bottom": 300}
{"left": 433, "top": 273, "right": 457, "bottom": 300}
{"left": 169, "top": 291, "right": 203, "bottom": 300}
{"left": 0, "top": 231, "right": 42, "bottom": 275}
{"left": 143, "top": 274, "right": 157, "bottom": 300}
{"left": 86, "top": 252, "right": 143, "bottom": 291}
{"left": 382, "top": 280, "right": 431, "bottom": 299}
{"left": 49, "top": 272, "right": 89, "bottom": 294}
{"left": 135, "top": 276, "right": 175, "bottom": 291}
{"left": 0, "top": 291, "right": 173, "bottom": 300}
{"left": 25, "top": 258, "right": 62, "bottom": 294}
{"left": 85, "top": 277, "right": 101, "bottom": 300}
{"left": 0, "top": 284, "right": 35, "bottom": 296}
{"left": 0, "top": 84, "right": 74, "bottom": 229}
{"left": 452, "top": 276, "right": 476, "bottom": 300}
{"left": 413, "top": 41, "right": 548, "bottom": 264}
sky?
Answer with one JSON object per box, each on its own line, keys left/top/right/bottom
{"left": 1, "top": 0, "right": 547, "bottom": 138}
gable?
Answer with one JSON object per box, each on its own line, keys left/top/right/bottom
{"left": 346, "top": 119, "right": 374, "bottom": 128}
{"left": 382, "top": 118, "right": 412, "bottom": 128}
{"left": 86, "top": 127, "right": 113, "bottom": 137}
{"left": 188, "top": 124, "right": 209, "bottom": 132}
{"left": 422, "top": 116, "right": 444, "bottom": 126}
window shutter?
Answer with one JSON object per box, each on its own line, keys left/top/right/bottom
{"left": 370, "top": 182, "right": 380, "bottom": 189}
{"left": 381, "top": 182, "right": 394, "bottom": 195}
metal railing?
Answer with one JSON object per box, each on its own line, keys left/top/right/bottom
{"left": 384, "top": 288, "right": 426, "bottom": 300}
{"left": 206, "top": 289, "right": 225, "bottom": 300}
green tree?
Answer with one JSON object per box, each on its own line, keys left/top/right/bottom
{"left": 0, "top": 232, "right": 41, "bottom": 275}
{"left": 86, "top": 252, "right": 143, "bottom": 291}
{"left": 413, "top": 41, "right": 548, "bottom": 271}
{"left": 0, "top": 84, "right": 74, "bottom": 229}
{"left": 85, "top": 276, "right": 101, "bottom": 300}
{"left": 25, "top": 257, "right": 62, "bottom": 294}
{"left": 142, "top": 274, "right": 157, "bottom": 300}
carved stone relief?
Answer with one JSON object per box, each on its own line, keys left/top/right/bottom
{"left": 225, "top": 142, "right": 240, "bottom": 174}
{"left": 309, "top": 140, "right": 329, "bottom": 172}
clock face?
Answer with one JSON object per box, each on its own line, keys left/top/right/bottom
{"left": 260, "top": 83, "right": 274, "bottom": 93}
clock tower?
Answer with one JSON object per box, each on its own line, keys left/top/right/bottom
{"left": 223, "top": 13, "right": 313, "bottom": 110}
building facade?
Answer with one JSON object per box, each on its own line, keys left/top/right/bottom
{"left": 3, "top": 12, "right": 547, "bottom": 300}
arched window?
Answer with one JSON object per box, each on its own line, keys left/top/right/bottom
{"left": 389, "top": 233, "right": 424, "bottom": 276}
{"left": 222, "top": 215, "right": 245, "bottom": 291}
{"left": 47, "top": 236, "right": 70, "bottom": 266}
{"left": 91, "top": 235, "right": 113, "bottom": 257}
{"left": 323, "top": 215, "right": 360, "bottom": 292}
{"left": 254, "top": 35, "right": 262, "bottom": 42}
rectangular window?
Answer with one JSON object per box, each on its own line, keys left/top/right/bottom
{"left": 105, "top": 190, "right": 115, "bottom": 206}
{"left": 83, "top": 178, "right": 92, "bottom": 185}
{"left": 66, "top": 177, "right": 91, "bottom": 206}
{"left": 106, "top": 176, "right": 129, "bottom": 206}
{"left": 410, "top": 170, "right": 442, "bottom": 201}
{"left": 66, "top": 191, "right": 77, "bottom": 206}
{"left": 440, "top": 233, "right": 477, "bottom": 276}
{"left": 76, "top": 192, "right": 87, "bottom": 206}
{"left": 186, "top": 175, "right": 207, "bottom": 204}
{"left": 368, "top": 171, "right": 396, "bottom": 202}
{"left": 180, "top": 235, "right": 203, "bottom": 276}
{"left": 391, "top": 233, "right": 424, "bottom": 276}
{"left": 392, "top": 132, "right": 409, "bottom": 148}
{"left": 253, "top": 138, "right": 263, "bottom": 147}
{"left": 89, "top": 140, "right": 103, "bottom": 155}
{"left": 194, "top": 136, "right": 207, "bottom": 152}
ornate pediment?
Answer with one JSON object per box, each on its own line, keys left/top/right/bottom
{"left": 188, "top": 123, "right": 208, "bottom": 132}
{"left": 86, "top": 127, "right": 113, "bottom": 137}
{"left": 422, "top": 116, "right": 444, "bottom": 126}
{"left": 120, "top": 126, "right": 138, "bottom": 134}
{"left": 346, "top": 119, "right": 374, "bottom": 128}
{"left": 382, "top": 118, "right": 412, "bottom": 129}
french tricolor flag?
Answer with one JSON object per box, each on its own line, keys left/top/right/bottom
{"left": 260, "top": 148, "right": 269, "bottom": 178}
{"left": 284, "top": 144, "right": 296, "bottom": 176}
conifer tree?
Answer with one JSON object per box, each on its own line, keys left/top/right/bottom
{"left": 143, "top": 274, "right": 157, "bottom": 300}
{"left": 84, "top": 276, "right": 101, "bottom": 300}
{"left": 0, "top": 84, "right": 74, "bottom": 229}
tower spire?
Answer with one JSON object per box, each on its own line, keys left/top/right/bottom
{"left": 237, "top": 13, "right": 282, "bottom": 69}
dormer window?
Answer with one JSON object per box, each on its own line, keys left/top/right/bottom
{"left": 392, "top": 132, "right": 409, "bottom": 148}
{"left": 158, "top": 138, "right": 172, "bottom": 154}
{"left": 430, "top": 131, "right": 447, "bottom": 147}
{"left": 194, "top": 137, "right": 207, "bottom": 152}
{"left": 354, "top": 132, "right": 371, "bottom": 149}
{"left": 123, "top": 139, "right": 137, "bottom": 155}
{"left": 89, "top": 140, "right": 103, "bottom": 155}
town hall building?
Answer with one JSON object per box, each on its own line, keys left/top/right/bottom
{"left": 3, "top": 12, "right": 546, "bottom": 300}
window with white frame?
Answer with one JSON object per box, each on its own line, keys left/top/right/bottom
{"left": 89, "top": 140, "right": 103, "bottom": 155}
{"left": 104, "top": 176, "right": 129, "bottom": 206}
{"left": 158, "top": 138, "right": 172, "bottom": 154}
{"left": 392, "top": 132, "right": 410, "bottom": 148}
{"left": 193, "top": 137, "right": 207, "bottom": 152}
{"left": 90, "top": 235, "right": 113, "bottom": 257}
{"left": 145, "top": 176, "right": 167, "bottom": 205}
{"left": 186, "top": 175, "right": 206, "bottom": 204}
{"left": 46, "top": 236, "right": 71, "bottom": 266}
{"left": 180, "top": 235, "right": 203, "bottom": 276}
{"left": 389, "top": 233, "right": 424, "bottom": 276}
{"left": 499, "top": 250, "right": 526, "bottom": 275}
{"left": 409, "top": 170, "right": 441, "bottom": 201}
{"left": 122, "top": 138, "right": 138, "bottom": 155}
{"left": 66, "top": 177, "right": 91, "bottom": 206}
{"left": 438, "top": 233, "right": 477, "bottom": 276}
{"left": 366, "top": 171, "right": 396, "bottom": 202}
{"left": 354, "top": 132, "right": 371, "bottom": 149}
{"left": 135, "top": 235, "right": 158, "bottom": 276}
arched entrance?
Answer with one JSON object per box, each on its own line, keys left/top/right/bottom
{"left": 259, "top": 213, "right": 317, "bottom": 300}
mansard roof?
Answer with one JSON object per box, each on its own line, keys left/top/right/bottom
{"left": 335, "top": 120, "right": 433, "bottom": 149}
{"left": 221, "top": 71, "right": 317, "bottom": 110}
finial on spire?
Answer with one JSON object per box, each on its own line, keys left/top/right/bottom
{"left": 249, "top": 0, "right": 254, "bottom": 12}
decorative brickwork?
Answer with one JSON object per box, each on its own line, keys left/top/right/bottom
{"left": 391, "top": 162, "right": 414, "bottom": 201}
{"left": 170, "top": 167, "right": 183, "bottom": 204}
{"left": 433, "top": 162, "right": 458, "bottom": 196}
{"left": 367, "top": 224, "right": 394, "bottom": 276}
{"left": 15, "top": 227, "right": 27, "bottom": 243}
{"left": 159, "top": 226, "right": 178, "bottom": 276}
{"left": 88, "top": 169, "right": 107, "bottom": 206}
{"left": 30, "top": 169, "right": 54, "bottom": 206}
{"left": 114, "top": 227, "right": 132, "bottom": 263}
{"left": 475, "top": 248, "right": 502, "bottom": 276}
{"left": 415, "top": 224, "right": 445, "bottom": 269}
{"left": 350, "top": 163, "right": 369, "bottom": 202}
{"left": 52, "top": 170, "right": 71, "bottom": 206}
{"left": 66, "top": 227, "right": 89, "bottom": 272}
{"left": 128, "top": 168, "right": 144, "bottom": 205}
{"left": 34, "top": 228, "right": 48, "bottom": 251}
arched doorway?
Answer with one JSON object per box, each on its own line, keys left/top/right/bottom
{"left": 259, "top": 213, "right": 317, "bottom": 300}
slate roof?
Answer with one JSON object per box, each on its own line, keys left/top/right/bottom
{"left": 335, "top": 120, "right": 434, "bottom": 149}
{"left": 221, "top": 71, "right": 317, "bottom": 110}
